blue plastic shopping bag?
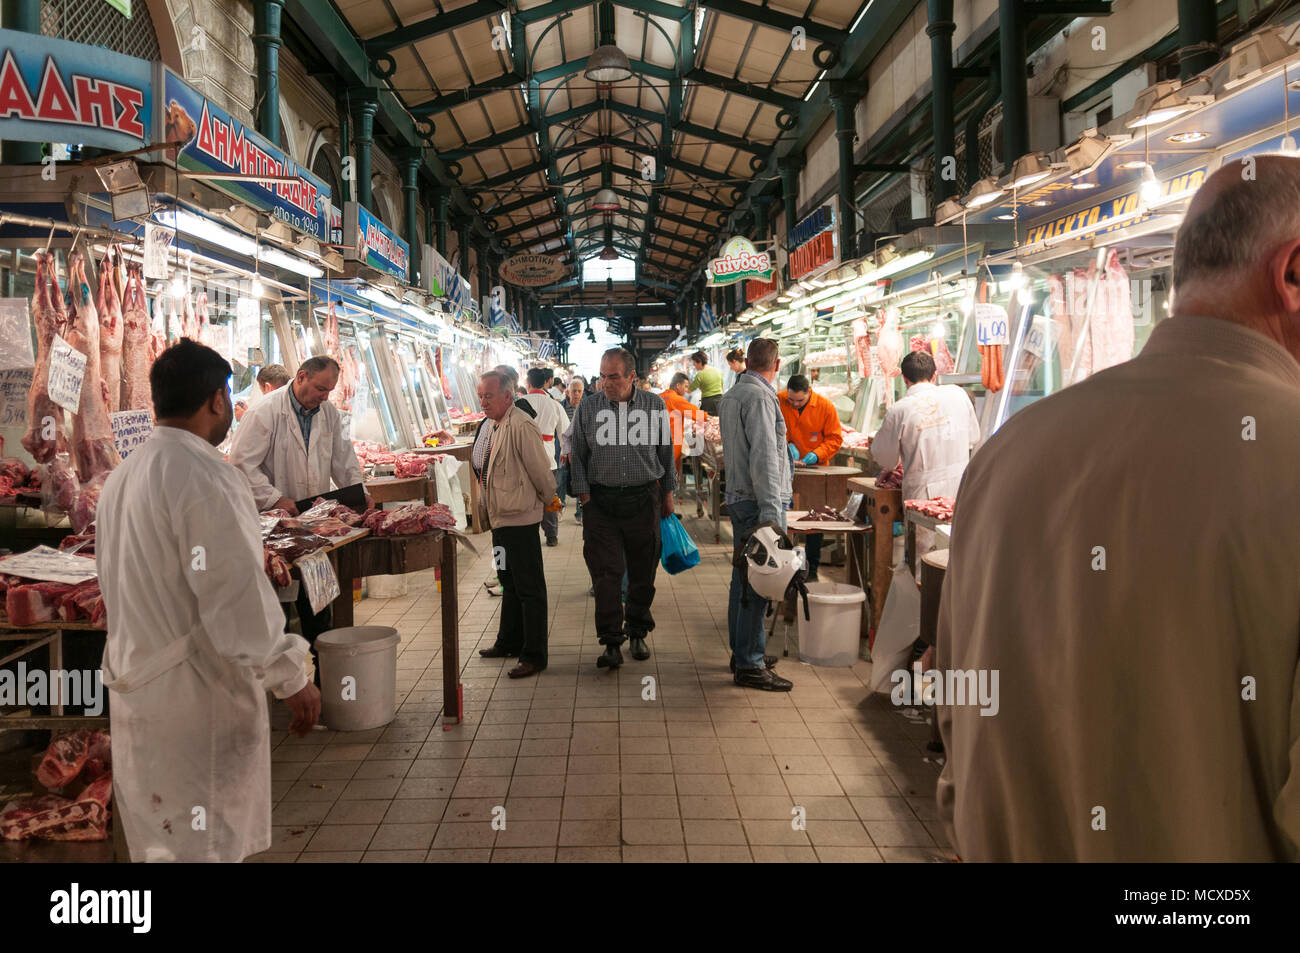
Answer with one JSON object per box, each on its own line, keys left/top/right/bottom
{"left": 660, "top": 515, "right": 700, "bottom": 575}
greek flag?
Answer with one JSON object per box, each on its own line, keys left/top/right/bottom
{"left": 700, "top": 301, "right": 717, "bottom": 334}
{"left": 537, "top": 339, "right": 556, "bottom": 361}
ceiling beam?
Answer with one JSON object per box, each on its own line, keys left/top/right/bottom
{"left": 700, "top": 0, "right": 846, "bottom": 47}
{"left": 683, "top": 68, "right": 802, "bottom": 112}
{"left": 674, "top": 120, "right": 772, "bottom": 156}
{"left": 364, "top": 0, "right": 507, "bottom": 54}
{"left": 441, "top": 123, "right": 537, "bottom": 161}
{"left": 470, "top": 160, "right": 547, "bottom": 191}
{"left": 653, "top": 208, "right": 715, "bottom": 232}
{"left": 410, "top": 72, "right": 524, "bottom": 117}
{"left": 659, "top": 189, "right": 730, "bottom": 212}
{"left": 666, "top": 157, "right": 731, "bottom": 182}
{"left": 484, "top": 191, "right": 555, "bottom": 217}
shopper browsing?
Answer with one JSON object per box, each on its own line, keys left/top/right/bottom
{"left": 779, "top": 374, "right": 844, "bottom": 580}
{"left": 689, "top": 349, "right": 724, "bottom": 415}
{"left": 718, "top": 338, "right": 793, "bottom": 691}
{"left": 472, "top": 370, "right": 558, "bottom": 678}
{"left": 97, "top": 340, "right": 320, "bottom": 862}
{"left": 568, "top": 347, "right": 675, "bottom": 669}
{"left": 523, "top": 366, "right": 570, "bottom": 546}
{"left": 937, "top": 156, "right": 1300, "bottom": 861}
{"left": 560, "top": 376, "right": 585, "bottom": 524}
{"left": 725, "top": 347, "right": 746, "bottom": 378}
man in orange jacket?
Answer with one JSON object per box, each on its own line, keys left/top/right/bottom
{"left": 661, "top": 372, "right": 709, "bottom": 465}
{"left": 779, "top": 374, "right": 844, "bottom": 580}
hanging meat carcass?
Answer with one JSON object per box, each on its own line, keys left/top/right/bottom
{"left": 1094, "top": 249, "right": 1135, "bottom": 374}
{"left": 121, "top": 264, "right": 155, "bottom": 418}
{"left": 21, "top": 253, "right": 69, "bottom": 463}
{"left": 324, "top": 303, "right": 341, "bottom": 356}
{"left": 97, "top": 251, "right": 124, "bottom": 414}
{"left": 875, "top": 309, "right": 904, "bottom": 378}
{"left": 64, "top": 254, "right": 121, "bottom": 481}
{"left": 851, "top": 316, "right": 871, "bottom": 380}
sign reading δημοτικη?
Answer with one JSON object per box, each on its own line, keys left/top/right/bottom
{"left": 707, "top": 236, "right": 772, "bottom": 287}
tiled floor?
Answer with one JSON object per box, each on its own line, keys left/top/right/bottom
{"left": 254, "top": 507, "right": 950, "bottom": 863}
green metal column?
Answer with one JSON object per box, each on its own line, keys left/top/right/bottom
{"left": 254, "top": 0, "right": 285, "bottom": 147}
{"left": 998, "top": 0, "right": 1029, "bottom": 170}
{"left": 336, "top": 98, "right": 352, "bottom": 204}
{"left": 400, "top": 149, "right": 421, "bottom": 285}
{"left": 478, "top": 244, "right": 491, "bottom": 307}
{"left": 778, "top": 156, "right": 801, "bottom": 267}
{"left": 927, "top": 0, "right": 957, "bottom": 205}
{"left": 352, "top": 94, "right": 379, "bottom": 209}
{"left": 1177, "top": 0, "right": 1218, "bottom": 80}
{"left": 829, "top": 82, "right": 860, "bottom": 261}
{"left": 2, "top": 0, "right": 43, "bottom": 165}
{"left": 433, "top": 189, "right": 451, "bottom": 257}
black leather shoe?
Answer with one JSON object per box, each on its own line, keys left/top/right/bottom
{"left": 596, "top": 645, "right": 624, "bottom": 669}
{"left": 729, "top": 654, "right": 778, "bottom": 673}
{"left": 629, "top": 636, "right": 650, "bottom": 660}
{"left": 734, "top": 667, "right": 793, "bottom": 691}
{"left": 479, "top": 646, "right": 518, "bottom": 659}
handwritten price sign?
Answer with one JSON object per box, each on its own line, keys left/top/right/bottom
{"left": 1023, "top": 316, "right": 1055, "bottom": 361}
{"left": 0, "top": 367, "right": 33, "bottom": 427}
{"left": 48, "top": 334, "right": 87, "bottom": 413}
{"left": 974, "top": 303, "right": 1009, "bottom": 347}
{"left": 297, "top": 550, "right": 339, "bottom": 615}
{"left": 110, "top": 410, "right": 154, "bottom": 459}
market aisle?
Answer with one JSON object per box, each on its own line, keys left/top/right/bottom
{"left": 256, "top": 511, "right": 948, "bottom": 863}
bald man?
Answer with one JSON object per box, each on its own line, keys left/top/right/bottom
{"left": 937, "top": 156, "right": 1300, "bottom": 861}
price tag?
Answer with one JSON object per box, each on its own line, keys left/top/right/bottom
{"left": 1023, "top": 316, "right": 1055, "bottom": 361}
{"left": 298, "top": 550, "right": 339, "bottom": 615}
{"left": 0, "top": 367, "right": 33, "bottom": 427}
{"left": 110, "top": 410, "right": 154, "bottom": 459}
{"left": 48, "top": 334, "right": 87, "bottom": 413}
{"left": 974, "top": 303, "right": 1009, "bottom": 347}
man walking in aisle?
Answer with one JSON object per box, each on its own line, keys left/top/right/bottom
{"left": 98, "top": 340, "right": 319, "bottom": 861}
{"left": 938, "top": 157, "right": 1300, "bottom": 860}
{"left": 523, "top": 366, "right": 569, "bottom": 546}
{"left": 719, "top": 338, "right": 793, "bottom": 691}
{"left": 560, "top": 375, "right": 585, "bottom": 524}
{"left": 472, "top": 370, "right": 558, "bottom": 678}
{"left": 569, "top": 348, "right": 675, "bottom": 669}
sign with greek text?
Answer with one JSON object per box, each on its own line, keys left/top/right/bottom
{"left": 0, "top": 367, "right": 33, "bottom": 426}
{"left": 161, "top": 68, "right": 331, "bottom": 240}
{"left": 344, "top": 201, "right": 409, "bottom": 280}
{"left": 974, "top": 303, "right": 1009, "bottom": 347}
{"left": 297, "top": 550, "right": 339, "bottom": 614}
{"left": 48, "top": 334, "right": 86, "bottom": 413}
{"left": 707, "top": 236, "right": 772, "bottom": 287}
{"left": 109, "top": 409, "right": 153, "bottom": 458}
{"left": 143, "top": 223, "right": 173, "bottom": 280}
{"left": 1022, "top": 315, "right": 1055, "bottom": 361}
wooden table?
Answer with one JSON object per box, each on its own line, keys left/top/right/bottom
{"left": 904, "top": 510, "right": 952, "bottom": 575}
{"left": 849, "top": 476, "right": 903, "bottom": 643}
{"left": 0, "top": 620, "right": 108, "bottom": 730}
{"left": 366, "top": 475, "right": 435, "bottom": 506}
{"left": 407, "top": 443, "right": 482, "bottom": 534}
{"left": 790, "top": 464, "right": 863, "bottom": 510}
{"left": 786, "top": 512, "right": 872, "bottom": 643}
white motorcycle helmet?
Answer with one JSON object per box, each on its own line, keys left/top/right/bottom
{"left": 744, "top": 525, "right": 807, "bottom": 602}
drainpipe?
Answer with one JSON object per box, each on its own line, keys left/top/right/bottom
{"left": 336, "top": 98, "right": 352, "bottom": 204}
{"left": 400, "top": 150, "right": 421, "bottom": 285}
{"left": 1, "top": 0, "right": 42, "bottom": 164}
{"left": 434, "top": 188, "right": 450, "bottom": 257}
{"left": 829, "top": 81, "right": 861, "bottom": 260}
{"left": 352, "top": 94, "right": 379, "bottom": 209}
{"left": 927, "top": 0, "right": 957, "bottom": 204}
{"left": 998, "top": 0, "right": 1029, "bottom": 171}
{"left": 1177, "top": 0, "right": 1218, "bottom": 81}
{"left": 253, "top": 0, "right": 284, "bottom": 147}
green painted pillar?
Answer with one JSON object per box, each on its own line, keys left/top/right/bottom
{"left": 254, "top": 0, "right": 285, "bottom": 147}
{"left": 351, "top": 94, "right": 379, "bottom": 210}
{"left": 433, "top": 189, "right": 451, "bottom": 257}
{"left": 829, "top": 81, "right": 860, "bottom": 261}
{"left": 400, "top": 149, "right": 421, "bottom": 285}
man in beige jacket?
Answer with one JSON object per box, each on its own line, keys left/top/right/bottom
{"left": 471, "top": 370, "right": 558, "bottom": 678}
{"left": 937, "top": 156, "right": 1300, "bottom": 861}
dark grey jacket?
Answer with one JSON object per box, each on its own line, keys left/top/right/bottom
{"left": 718, "top": 371, "right": 792, "bottom": 526}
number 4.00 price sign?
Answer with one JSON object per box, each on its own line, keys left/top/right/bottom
{"left": 974, "top": 303, "right": 1009, "bottom": 347}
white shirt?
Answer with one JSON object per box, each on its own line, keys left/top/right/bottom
{"left": 229, "top": 383, "right": 365, "bottom": 509}
{"left": 937, "top": 316, "right": 1300, "bottom": 860}
{"left": 870, "top": 381, "right": 980, "bottom": 501}
{"left": 522, "top": 390, "right": 567, "bottom": 470}
{"left": 97, "top": 426, "right": 309, "bottom": 861}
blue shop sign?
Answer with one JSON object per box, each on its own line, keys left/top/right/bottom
{"left": 787, "top": 204, "right": 833, "bottom": 249}
{"left": 0, "top": 29, "right": 154, "bottom": 152}
{"left": 159, "top": 68, "right": 330, "bottom": 240}
{"left": 344, "top": 201, "right": 409, "bottom": 281}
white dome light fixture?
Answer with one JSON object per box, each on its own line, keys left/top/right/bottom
{"left": 585, "top": 45, "right": 633, "bottom": 84}
{"left": 593, "top": 188, "right": 620, "bottom": 211}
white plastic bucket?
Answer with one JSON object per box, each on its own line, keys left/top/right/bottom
{"left": 316, "top": 626, "right": 402, "bottom": 731}
{"left": 798, "top": 582, "right": 866, "bottom": 666}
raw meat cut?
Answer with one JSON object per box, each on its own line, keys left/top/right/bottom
{"left": 393, "top": 455, "right": 432, "bottom": 479}
{"left": 64, "top": 254, "right": 122, "bottom": 481}
{"left": 324, "top": 303, "right": 340, "bottom": 356}
{"left": 0, "top": 791, "right": 110, "bottom": 841}
{"left": 301, "top": 516, "right": 354, "bottom": 537}
{"left": 264, "top": 548, "right": 292, "bottom": 588}
{"left": 851, "top": 317, "right": 871, "bottom": 379}
{"left": 21, "top": 252, "right": 69, "bottom": 463}
{"left": 5, "top": 580, "right": 79, "bottom": 626}
{"left": 57, "top": 579, "right": 106, "bottom": 627}
{"left": 875, "top": 464, "right": 903, "bottom": 489}
{"left": 0, "top": 457, "right": 29, "bottom": 486}
{"left": 360, "top": 502, "right": 456, "bottom": 536}
{"left": 121, "top": 264, "right": 154, "bottom": 417}
{"left": 57, "top": 533, "right": 96, "bottom": 555}
{"left": 875, "top": 310, "right": 904, "bottom": 379}
{"left": 904, "top": 497, "right": 955, "bottom": 520}
{"left": 36, "top": 728, "right": 95, "bottom": 788}
{"left": 1095, "top": 249, "right": 1134, "bottom": 373}
{"left": 97, "top": 252, "right": 124, "bottom": 414}
{"left": 68, "top": 471, "right": 105, "bottom": 534}
{"left": 82, "top": 733, "right": 112, "bottom": 783}
{"left": 299, "top": 498, "right": 365, "bottom": 525}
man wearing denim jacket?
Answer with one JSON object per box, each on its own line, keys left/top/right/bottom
{"left": 718, "top": 337, "right": 794, "bottom": 691}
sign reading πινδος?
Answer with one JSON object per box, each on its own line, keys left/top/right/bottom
{"left": 344, "top": 202, "right": 409, "bottom": 280}
{"left": 48, "top": 334, "right": 87, "bottom": 413}
{"left": 707, "top": 236, "right": 772, "bottom": 287}
{"left": 161, "top": 68, "right": 331, "bottom": 241}
{"left": 109, "top": 409, "right": 153, "bottom": 458}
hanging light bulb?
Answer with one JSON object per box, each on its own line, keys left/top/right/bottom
{"left": 170, "top": 272, "right": 186, "bottom": 298}
{"left": 1006, "top": 261, "right": 1025, "bottom": 292}
{"left": 250, "top": 274, "right": 264, "bottom": 298}
{"left": 1139, "top": 165, "right": 1161, "bottom": 206}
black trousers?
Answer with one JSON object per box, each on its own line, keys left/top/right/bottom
{"left": 583, "top": 485, "right": 662, "bottom": 646}
{"left": 700, "top": 395, "right": 721, "bottom": 416}
{"left": 491, "top": 523, "right": 549, "bottom": 667}
{"left": 285, "top": 588, "right": 332, "bottom": 687}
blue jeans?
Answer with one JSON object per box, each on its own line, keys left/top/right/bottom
{"left": 727, "top": 498, "right": 781, "bottom": 670}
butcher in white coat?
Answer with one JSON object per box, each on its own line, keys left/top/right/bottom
{"left": 870, "top": 349, "right": 980, "bottom": 503}
{"left": 229, "top": 355, "right": 366, "bottom": 515}
{"left": 97, "top": 340, "right": 320, "bottom": 862}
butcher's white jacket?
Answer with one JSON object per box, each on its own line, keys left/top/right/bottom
{"left": 97, "top": 426, "right": 309, "bottom": 862}
{"left": 522, "top": 390, "right": 567, "bottom": 469}
{"left": 228, "top": 383, "right": 364, "bottom": 510}
{"left": 870, "top": 381, "right": 980, "bottom": 502}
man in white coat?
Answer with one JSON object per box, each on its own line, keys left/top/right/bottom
{"left": 522, "top": 366, "right": 569, "bottom": 546}
{"left": 230, "top": 355, "right": 367, "bottom": 647}
{"left": 870, "top": 349, "right": 981, "bottom": 505}
{"left": 97, "top": 340, "right": 320, "bottom": 862}
{"left": 937, "top": 157, "right": 1300, "bottom": 860}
